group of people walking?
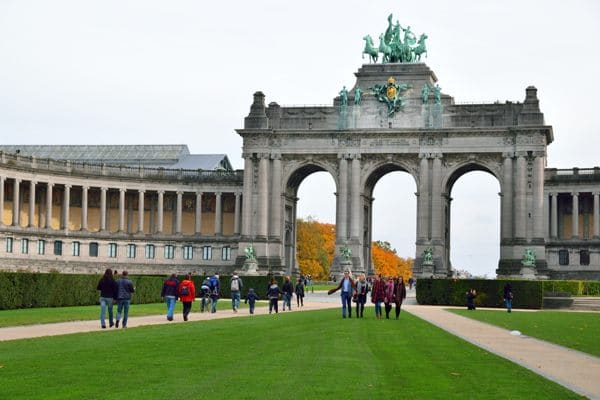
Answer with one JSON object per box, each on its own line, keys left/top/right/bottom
{"left": 265, "top": 276, "right": 306, "bottom": 314}
{"left": 328, "top": 271, "right": 407, "bottom": 320}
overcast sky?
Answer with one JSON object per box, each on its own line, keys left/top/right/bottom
{"left": 1, "top": 1, "right": 599, "bottom": 277}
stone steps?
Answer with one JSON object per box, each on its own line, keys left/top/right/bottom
{"left": 570, "top": 297, "right": 600, "bottom": 311}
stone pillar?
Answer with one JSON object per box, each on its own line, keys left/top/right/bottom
{"left": 100, "top": 187, "right": 107, "bottom": 231}
{"left": 593, "top": 192, "right": 600, "bottom": 238}
{"left": 514, "top": 153, "right": 527, "bottom": 239}
{"left": 417, "top": 154, "right": 430, "bottom": 241}
{"left": 532, "top": 155, "right": 545, "bottom": 239}
{"left": 500, "top": 154, "right": 513, "bottom": 240}
{"left": 257, "top": 154, "right": 269, "bottom": 238}
{"left": 234, "top": 192, "right": 241, "bottom": 235}
{"left": 550, "top": 192, "right": 558, "bottom": 238}
{"left": 156, "top": 191, "right": 164, "bottom": 233}
{"left": 46, "top": 183, "right": 54, "bottom": 229}
{"left": 241, "top": 154, "right": 253, "bottom": 237}
{"left": 119, "top": 188, "right": 126, "bottom": 232}
{"left": 270, "top": 154, "right": 282, "bottom": 238}
{"left": 81, "top": 186, "right": 88, "bottom": 231}
{"left": 12, "top": 178, "right": 20, "bottom": 226}
{"left": 214, "top": 191, "right": 222, "bottom": 236}
{"left": 0, "top": 176, "right": 4, "bottom": 226}
{"left": 431, "top": 154, "right": 443, "bottom": 241}
{"left": 138, "top": 190, "right": 145, "bottom": 233}
{"left": 195, "top": 192, "right": 202, "bottom": 234}
{"left": 28, "top": 180, "right": 36, "bottom": 227}
{"left": 350, "top": 155, "right": 361, "bottom": 239}
{"left": 337, "top": 155, "right": 348, "bottom": 241}
{"left": 62, "top": 184, "right": 71, "bottom": 230}
{"left": 572, "top": 192, "right": 579, "bottom": 239}
{"left": 176, "top": 191, "right": 183, "bottom": 234}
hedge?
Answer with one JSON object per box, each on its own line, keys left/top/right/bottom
{"left": 542, "top": 280, "right": 600, "bottom": 296}
{"left": 416, "top": 278, "right": 544, "bottom": 309}
{"left": 0, "top": 272, "right": 282, "bottom": 310}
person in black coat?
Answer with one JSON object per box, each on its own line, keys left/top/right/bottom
{"left": 466, "top": 288, "right": 477, "bottom": 310}
{"left": 97, "top": 268, "right": 118, "bottom": 328}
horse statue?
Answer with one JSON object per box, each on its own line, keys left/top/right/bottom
{"left": 378, "top": 33, "right": 392, "bottom": 63}
{"left": 413, "top": 33, "right": 428, "bottom": 61}
{"left": 362, "top": 35, "right": 378, "bottom": 63}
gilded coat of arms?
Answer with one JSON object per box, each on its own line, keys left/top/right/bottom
{"left": 371, "top": 77, "right": 411, "bottom": 117}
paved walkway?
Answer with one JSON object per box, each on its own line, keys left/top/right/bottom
{"left": 1, "top": 291, "right": 598, "bottom": 399}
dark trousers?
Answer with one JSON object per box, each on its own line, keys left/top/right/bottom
{"left": 296, "top": 294, "right": 304, "bottom": 307}
{"left": 395, "top": 303, "right": 402, "bottom": 318}
{"left": 182, "top": 301, "right": 192, "bottom": 320}
{"left": 384, "top": 303, "right": 392, "bottom": 319}
{"left": 269, "top": 298, "right": 278, "bottom": 313}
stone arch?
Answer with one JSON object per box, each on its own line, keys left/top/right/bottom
{"left": 361, "top": 160, "right": 419, "bottom": 274}
{"left": 283, "top": 159, "right": 338, "bottom": 197}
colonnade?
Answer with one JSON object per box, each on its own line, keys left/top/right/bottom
{"left": 548, "top": 191, "right": 600, "bottom": 239}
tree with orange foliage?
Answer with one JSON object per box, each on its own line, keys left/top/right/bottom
{"left": 371, "top": 241, "right": 413, "bottom": 280}
{"left": 296, "top": 218, "right": 335, "bottom": 280}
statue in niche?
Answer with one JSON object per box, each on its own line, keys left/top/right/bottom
{"left": 245, "top": 244, "right": 256, "bottom": 261}
{"left": 422, "top": 247, "right": 434, "bottom": 265}
{"left": 521, "top": 248, "right": 536, "bottom": 267}
{"left": 340, "top": 246, "right": 352, "bottom": 262}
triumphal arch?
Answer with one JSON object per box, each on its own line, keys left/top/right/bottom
{"left": 236, "top": 15, "right": 552, "bottom": 278}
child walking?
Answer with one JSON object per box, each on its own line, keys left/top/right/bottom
{"left": 245, "top": 288, "right": 259, "bottom": 314}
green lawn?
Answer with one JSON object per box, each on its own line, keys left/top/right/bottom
{"left": 449, "top": 309, "right": 600, "bottom": 357}
{"left": 0, "top": 300, "right": 256, "bottom": 327}
{"left": 0, "top": 309, "right": 583, "bottom": 399}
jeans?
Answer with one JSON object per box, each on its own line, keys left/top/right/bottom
{"left": 165, "top": 296, "right": 176, "bottom": 320}
{"left": 505, "top": 299, "right": 512, "bottom": 312}
{"left": 269, "top": 298, "right": 278, "bottom": 313}
{"left": 201, "top": 294, "right": 209, "bottom": 312}
{"left": 99, "top": 297, "right": 114, "bottom": 327}
{"left": 341, "top": 291, "right": 352, "bottom": 318}
{"left": 375, "top": 300, "right": 383, "bottom": 318}
{"left": 211, "top": 297, "right": 218, "bottom": 313}
{"left": 116, "top": 299, "right": 130, "bottom": 327}
{"left": 283, "top": 293, "right": 292, "bottom": 310}
{"left": 231, "top": 291, "right": 241, "bottom": 310}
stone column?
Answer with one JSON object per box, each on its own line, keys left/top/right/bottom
{"left": 500, "top": 154, "right": 513, "bottom": 240}
{"left": 514, "top": 153, "right": 527, "bottom": 239}
{"left": 100, "top": 187, "right": 107, "bottom": 231}
{"left": 234, "top": 192, "right": 241, "bottom": 235}
{"left": 46, "top": 183, "right": 54, "bottom": 229}
{"left": 417, "top": 154, "right": 430, "bottom": 241}
{"left": 62, "top": 184, "right": 71, "bottom": 230}
{"left": 241, "top": 154, "right": 253, "bottom": 237}
{"left": 214, "top": 192, "right": 222, "bottom": 236}
{"left": 119, "top": 188, "right": 126, "bottom": 232}
{"left": 138, "top": 190, "right": 145, "bottom": 233}
{"left": 550, "top": 192, "right": 558, "bottom": 238}
{"left": 350, "top": 155, "right": 361, "bottom": 239}
{"left": 532, "top": 155, "right": 545, "bottom": 239}
{"left": 257, "top": 154, "right": 269, "bottom": 238}
{"left": 431, "top": 154, "right": 443, "bottom": 241}
{"left": 12, "top": 178, "right": 20, "bottom": 226}
{"left": 28, "top": 181, "right": 36, "bottom": 227}
{"left": 176, "top": 191, "right": 183, "bottom": 234}
{"left": 336, "top": 155, "right": 348, "bottom": 241}
{"left": 81, "top": 186, "right": 88, "bottom": 231}
{"left": 195, "top": 192, "right": 202, "bottom": 234}
{"left": 0, "top": 176, "right": 4, "bottom": 226}
{"left": 157, "top": 190, "right": 164, "bottom": 233}
{"left": 270, "top": 154, "right": 282, "bottom": 238}
{"left": 572, "top": 192, "right": 579, "bottom": 239}
{"left": 593, "top": 192, "right": 600, "bottom": 238}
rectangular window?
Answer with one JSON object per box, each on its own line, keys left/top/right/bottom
{"left": 38, "top": 240, "right": 46, "bottom": 255}
{"left": 89, "top": 242, "right": 99, "bottom": 257}
{"left": 202, "top": 246, "right": 212, "bottom": 260}
{"left": 126, "top": 244, "right": 136, "bottom": 259}
{"left": 72, "top": 241, "right": 80, "bottom": 256}
{"left": 108, "top": 243, "right": 118, "bottom": 258}
{"left": 164, "top": 244, "right": 174, "bottom": 259}
{"left": 580, "top": 250, "right": 590, "bottom": 266}
{"left": 21, "top": 238, "right": 29, "bottom": 254}
{"left": 145, "top": 244, "right": 155, "bottom": 259}
{"left": 183, "top": 245, "right": 194, "bottom": 260}
{"left": 54, "top": 240, "right": 63, "bottom": 256}
{"left": 6, "top": 237, "right": 14, "bottom": 253}
{"left": 558, "top": 249, "right": 569, "bottom": 266}
{"left": 221, "top": 246, "right": 231, "bottom": 261}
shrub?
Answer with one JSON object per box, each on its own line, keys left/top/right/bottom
{"left": 416, "top": 278, "right": 544, "bottom": 309}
